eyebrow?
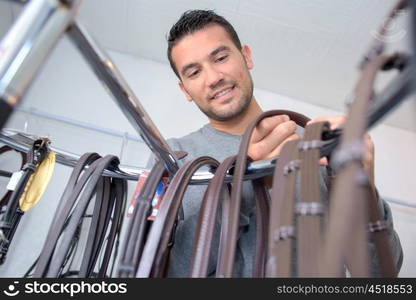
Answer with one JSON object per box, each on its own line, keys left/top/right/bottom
{"left": 180, "top": 45, "right": 231, "bottom": 77}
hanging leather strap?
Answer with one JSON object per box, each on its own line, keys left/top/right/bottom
{"left": 97, "top": 177, "right": 126, "bottom": 277}
{"left": 118, "top": 151, "right": 187, "bottom": 278}
{"left": 217, "top": 110, "right": 309, "bottom": 277}
{"left": 321, "top": 54, "right": 398, "bottom": 277}
{"left": 251, "top": 177, "right": 270, "bottom": 277}
{"left": 46, "top": 155, "right": 121, "bottom": 277}
{"left": 266, "top": 139, "right": 301, "bottom": 277}
{"left": 189, "top": 156, "right": 235, "bottom": 277}
{"left": 137, "top": 156, "right": 218, "bottom": 278}
{"left": 33, "top": 152, "right": 101, "bottom": 277}
{"left": 297, "top": 121, "right": 329, "bottom": 276}
{"left": 118, "top": 160, "right": 165, "bottom": 277}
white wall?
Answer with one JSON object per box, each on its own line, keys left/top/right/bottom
{"left": 0, "top": 36, "right": 414, "bottom": 277}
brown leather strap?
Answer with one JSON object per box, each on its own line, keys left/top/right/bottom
{"left": 252, "top": 178, "right": 270, "bottom": 277}
{"left": 118, "top": 160, "right": 166, "bottom": 278}
{"left": 118, "top": 151, "right": 187, "bottom": 278}
{"left": 33, "top": 152, "right": 101, "bottom": 277}
{"left": 137, "top": 156, "right": 218, "bottom": 278}
{"left": 297, "top": 121, "right": 329, "bottom": 276}
{"left": 46, "top": 155, "right": 121, "bottom": 277}
{"left": 217, "top": 110, "right": 310, "bottom": 277}
{"left": 266, "top": 139, "right": 300, "bottom": 277}
{"left": 189, "top": 156, "right": 235, "bottom": 277}
{"left": 33, "top": 153, "right": 126, "bottom": 278}
{"left": 321, "top": 55, "right": 396, "bottom": 277}
{"left": 98, "top": 177, "right": 126, "bottom": 277}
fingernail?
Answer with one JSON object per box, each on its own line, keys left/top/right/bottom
{"left": 283, "top": 115, "right": 290, "bottom": 121}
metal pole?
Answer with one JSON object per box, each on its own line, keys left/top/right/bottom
{"left": 0, "top": 0, "right": 81, "bottom": 130}
{"left": 67, "top": 21, "right": 179, "bottom": 175}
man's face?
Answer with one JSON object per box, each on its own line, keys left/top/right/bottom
{"left": 171, "top": 24, "right": 254, "bottom": 122}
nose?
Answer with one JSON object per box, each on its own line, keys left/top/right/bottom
{"left": 205, "top": 64, "right": 224, "bottom": 89}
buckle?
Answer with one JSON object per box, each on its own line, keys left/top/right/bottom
{"left": 283, "top": 159, "right": 301, "bottom": 176}
{"left": 295, "top": 202, "right": 326, "bottom": 216}
{"left": 273, "top": 225, "right": 295, "bottom": 242}
{"left": 298, "top": 140, "right": 324, "bottom": 151}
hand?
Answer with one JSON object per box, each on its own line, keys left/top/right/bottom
{"left": 307, "top": 115, "right": 375, "bottom": 184}
{"left": 248, "top": 114, "right": 300, "bottom": 188}
{"left": 248, "top": 114, "right": 300, "bottom": 162}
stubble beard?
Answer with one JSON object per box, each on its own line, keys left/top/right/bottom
{"left": 197, "top": 78, "right": 254, "bottom": 122}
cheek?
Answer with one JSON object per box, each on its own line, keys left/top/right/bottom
{"left": 184, "top": 81, "right": 206, "bottom": 101}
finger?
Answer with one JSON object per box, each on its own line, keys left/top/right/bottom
{"left": 250, "top": 114, "right": 290, "bottom": 143}
{"left": 250, "top": 121, "right": 297, "bottom": 160}
{"left": 266, "top": 133, "right": 300, "bottom": 159}
{"left": 319, "top": 157, "right": 328, "bottom": 166}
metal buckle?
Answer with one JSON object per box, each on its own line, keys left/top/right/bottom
{"left": 273, "top": 225, "right": 295, "bottom": 242}
{"left": 283, "top": 159, "right": 300, "bottom": 176}
{"left": 298, "top": 140, "right": 324, "bottom": 151}
{"left": 331, "top": 140, "right": 364, "bottom": 172}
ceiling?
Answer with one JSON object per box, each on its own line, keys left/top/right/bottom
{"left": 1, "top": 0, "right": 415, "bottom": 131}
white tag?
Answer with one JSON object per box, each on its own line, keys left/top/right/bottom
{"left": 6, "top": 171, "right": 23, "bottom": 191}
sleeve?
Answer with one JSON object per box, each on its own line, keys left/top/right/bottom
{"left": 368, "top": 194, "right": 404, "bottom": 277}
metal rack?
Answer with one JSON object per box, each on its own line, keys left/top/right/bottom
{"left": 0, "top": 0, "right": 414, "bottom": 184}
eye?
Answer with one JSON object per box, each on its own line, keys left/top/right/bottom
{"left": 188, "top": 69, "right": 200, "bottom": 78}
{"left": 215, "top": 55, "right": 228, "bottom": 63}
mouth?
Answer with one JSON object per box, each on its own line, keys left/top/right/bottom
{"left": 210, "top": 85, "right": 235, "bottom": 101}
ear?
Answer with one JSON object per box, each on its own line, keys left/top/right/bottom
{"left": 241, "top": 45, "right": 254, "bottom": 70}
{"left": 178, "top": 81, "right": 193, "bottom": 102}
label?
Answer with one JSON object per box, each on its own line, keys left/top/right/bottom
{"left": 148, "top": 177, "right": 169, "bottom": 221}
{"left": 6, "top": 171, "right": 23, "bottom": 191}
{"left": 127, "top": 172, "right": 169, "bottom": 221}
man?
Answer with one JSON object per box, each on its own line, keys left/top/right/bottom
{"left": 160, "top": 9, "right": 402, "bottom": 277}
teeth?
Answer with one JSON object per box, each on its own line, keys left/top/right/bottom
{"left": 214, "top": 88, "right": 232, "bottom": 99}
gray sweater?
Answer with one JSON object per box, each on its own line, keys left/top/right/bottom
{"left": 156, "top": 123, "right": 403, "bottom": 277}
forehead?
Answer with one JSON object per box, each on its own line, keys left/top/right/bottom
{"left": 171, "top": 24, "right": 236, "bottom": 68}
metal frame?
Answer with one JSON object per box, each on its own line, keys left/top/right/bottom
{"left": 0, "top": 0, "right": 414, "bottom": 184}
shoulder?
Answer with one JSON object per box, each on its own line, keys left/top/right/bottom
{"left": 167, "top": 125, "right": 209, "bottom": 152}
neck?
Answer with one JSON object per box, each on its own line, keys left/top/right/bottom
{"left": 209, "top": 98, "right": 263, "bottom": 135}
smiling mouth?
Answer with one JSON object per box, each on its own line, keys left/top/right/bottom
{"left": 211, "top": 86, "right": 235, "bottom": 100}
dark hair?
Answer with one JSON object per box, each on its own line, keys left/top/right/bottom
{"left": 167, "top": 9, "right": 242, "bottom": 78}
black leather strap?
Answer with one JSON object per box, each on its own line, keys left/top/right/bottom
{"left": 33, "top": 153, "right": 126, "bottom": 278}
